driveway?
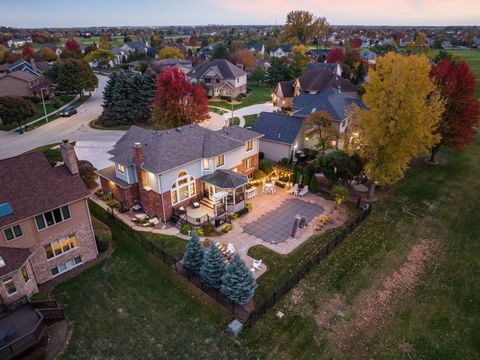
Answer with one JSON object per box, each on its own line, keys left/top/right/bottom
{"left": 0, "top": 74, "right": 125, "bottom": 160}
{"left": 213, "top": 102, "right": 278, "bottom": 127}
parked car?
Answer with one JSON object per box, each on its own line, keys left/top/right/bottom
{"left": 60, "top": 106, "right": 77, "bottom": 117}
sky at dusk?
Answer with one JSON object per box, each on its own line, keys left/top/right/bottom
{"left": 1, "top": 0, "right": 479, "bottom": 28}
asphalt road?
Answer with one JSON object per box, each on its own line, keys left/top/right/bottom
{"left": 0, "top": 74, "right": 125, "bottom": 160}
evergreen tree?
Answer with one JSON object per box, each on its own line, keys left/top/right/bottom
{"left": 182, "top": 232, "right": 204, "bottom": 274}
{"left": 266, "top": 57, "right": 291, "bottom": 87}
{"left": 221, "top": 254, "right": 257, "bottom": 305}
{"left": 199, "top": 243, "right": 226, "bottom": 289}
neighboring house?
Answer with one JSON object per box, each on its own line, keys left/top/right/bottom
{"left": 0, "top": 145, "right": 98, "bottom": 305}
{"left": 121, "top": 41, "right": 149, "bottom": 55}
{"left": 150, "top": 58, "right": 193, "bottom": 74}
{"left": 97, "top": 124, "right": 262, "bottom": 222}
{"left": 252, "top": 112, "right": 305, "bottom": 162}
{"left": 306, "top": 62, "right": 342, "bottom": 75}
{"left": 187, "top": 59, "right": 247, "bottom": 98}
{"left": 40, "top": 43, "right": 63, "bottom": 57}
{"left": 0, "top": 71, "right": 54, "bottom": 98}
{"left": 249, "top": 58, "right": 270, "bottom": 72}
{"left": 360, "top": 50, "right": 377, "bottom": 65}
{"left": 196, "top": 41, "right": 223, "bottom": 60}
{"left": 272, "top": 68, "right": 356, "bottom": 110}
{"left": 0, "top": 59, "right": 43, "bottom": 76}
{"left": 248, "top": 42, "right": 265, "bottom": 57}
{"left": 292, "top": 87, "right": 365, "bottom": 147}
{"left": 11, "top": 38, "right": 32, "bottom": 48}
{"left": 269, "top": 45, "right": 292, "bottom": 58}
{"left": 110, "top": 47, "right": 127, "bottom": 65}
{"left": 305, "top": 49, "right": 329, "bottom": 62}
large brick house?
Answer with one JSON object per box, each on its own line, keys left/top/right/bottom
{"left": 97, "top": 124, "right": 262, "bottom": 223}
{"left": 0, "top": 143, "right": 98, "bottom": 305}
{"left": 187, "top": 59, "right": 247, "bottom": 98}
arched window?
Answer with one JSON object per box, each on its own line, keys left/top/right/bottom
{"left": 171, "top": 171, "right": 196, "bottom": 205}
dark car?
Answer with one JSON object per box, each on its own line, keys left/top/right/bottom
{"left": 60, "top": 105, "right": 77, "bottom": 117}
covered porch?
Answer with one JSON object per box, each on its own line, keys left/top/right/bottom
{"left": 200, "top": 169, "right": 249, "bottom": 216}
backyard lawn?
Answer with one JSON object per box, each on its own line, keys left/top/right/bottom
{"left": 208, "top": 83, "right": 272, "bottom": 110}
{"left": 53, "top": 202, "right": 249, "bottom": 359}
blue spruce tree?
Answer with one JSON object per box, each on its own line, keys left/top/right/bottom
{"left": 221, "top": 254, "right": 257, "bottom": 305}
{"left": 182, "top": 232, "right": 204, "bottom": 275}
{"left": 199, "top": 243, "right": 226, "bottom": 289}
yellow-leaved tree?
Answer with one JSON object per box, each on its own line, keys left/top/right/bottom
{"left": 349, "top": 52, "right": 444, "bottom": 199}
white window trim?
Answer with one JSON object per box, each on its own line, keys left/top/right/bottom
{"left": 244, "top": 157, "right": 254, "bottom": 170}
{"left": 3, "top": 277, "right": 17, "bottom": 296}
{"left": 171, "top": 171, "right": 197, "bottom": 206}
{"left": 117, "top": 163, "right": 125, "bottom": 174}
{"left": 215, "top": 154, "right": 225, "bottom": 168}
{"left": 44, "top": 235, "right": 78, "bottom": 261}
{"left": 51, "top": 257, "right": 83, "bottom": 278}
{"left": 3, "top": 224, "right": 23, "bottom": 242}
{"left": 245, "top": 140, "right": 253, "bottom": 153}
{"left": 35, "top": 206, "right": 71, "bottom": 232}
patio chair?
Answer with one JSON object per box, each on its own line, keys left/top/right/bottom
{"left": 226, "top": 243, "right": 235, "bottom": 255}
{"left": 253, "top": 259, "right": 263, "bottom": 270}
{"left": 298, "top": 185, "right": 309, "bottom": 197}
{"left": 288, "top": 183, "right": 298, "bottom": 194}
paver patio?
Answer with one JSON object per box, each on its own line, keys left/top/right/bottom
{"left": 243, "top": 199, "right": 324, "bottom": 244}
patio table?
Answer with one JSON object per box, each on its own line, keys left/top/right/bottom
{"left": 263, "top": 183, "right": 275, "bottom": 194}
{"left": 246, "top": 186, "right": 257, "bottom": 199}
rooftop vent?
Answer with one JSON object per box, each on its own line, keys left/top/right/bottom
{"left": 0, "top": 256, "right": 5, "bottom": 268}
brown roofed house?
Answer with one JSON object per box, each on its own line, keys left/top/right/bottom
{"left": 0, "top": 142, "right": 98, "bottom": 305}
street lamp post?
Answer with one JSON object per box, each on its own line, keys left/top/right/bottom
{"left": 40, "top": 88, "right": 48, "bottom": 123}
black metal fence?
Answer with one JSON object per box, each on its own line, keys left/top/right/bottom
{"left": 245, "top": 204, "right": 372, "bottom": 327}
{"left": 107, "top": 204, "right": 372, "bottom": 327}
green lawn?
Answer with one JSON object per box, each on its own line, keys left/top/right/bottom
{"left": 209, "top": 84, "right": 272, "bottom": 110}
{"left": 430, "top": 48, "right": 480, "bottom": 98}
{"left": 53, "top": 202, "right": 250, "bottom": 359}
{"left": 243, "top": 114, "right": 258, "bottom": 128}
{"left": 0, "top": 95, "right": 74, "bottom": 131}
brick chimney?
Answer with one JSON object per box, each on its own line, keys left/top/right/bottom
{"left": 60, "top": 140, "right": 79, "bottom": 175}
{"left": 133, "top": 142, "right": 144, "bottom": 166}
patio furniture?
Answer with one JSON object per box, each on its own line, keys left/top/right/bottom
{"left": 263, "top": 183, "right": 275, "bottom": 194}
{"left": 246, "top": 186, "right": 257, "bottom": 199}
{"left": 178, "top": 206, "right": 187, "bottom": 215}
{"left": 288, "top": 183, "right": 298, "bottom": 195}
{"left": 298, "top": 185, "right": 309, "bottom": 197}
{"left": 226, "top": 243, "right": 235, "bottom": 255}
{"left": 132, "top": 204, "right": 142, "bottom": 212}
{"left": 193, "top": 202, "right": 200, "bottom": 209}
{"left": 135, "top": 213, "right": 148, "bottom": 220}
{"left": 253, "top": 259, "right": 263, "bottom": 270}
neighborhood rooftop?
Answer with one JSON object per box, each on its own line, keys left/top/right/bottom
{"left": 108, "top": 124, "right": 262, "bottom": 174}
{"left": 187, "top": 59, "right": 247, "bottom": 79}
{"left": 252, "top": 112, "right": 304, "bottom": 145}
{"left": 0, "top": 152, "right": 90, "bottom": 227}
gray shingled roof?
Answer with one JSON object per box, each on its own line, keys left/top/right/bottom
{"left": 187, "top": 59, "right": 247, "bottom": 80}
{"left": 109, "top": 124, "right": 262, "bottom": 174}
{"left": 252, "top": 112, "right": 304, "bottom": 145}
{"left": 293, "top": 88, "right": 365, "bottom": 119}
{"left": 298, "top": 68, "right": 358, "bottom": 93}
{"left": 200, "top": 169, "right": 248, "bottom": 189}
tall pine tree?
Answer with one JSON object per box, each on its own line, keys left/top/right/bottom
{"left": 182, "top": 232, "right": 204, "bottom": 275}
{"left": 199, "top": 243, "right": 226, "bottom": 289}
{"left": 221, "top": 254, "right": 257, "bottom": 305}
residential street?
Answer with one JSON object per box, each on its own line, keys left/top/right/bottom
{"left": 0, "top": 74, "right": 125, "bottom": 160}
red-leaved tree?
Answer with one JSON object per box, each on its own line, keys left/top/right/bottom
{"left": 326, "top": 47, "right": 346, "bottom": 63}
{"left": 152, "top": 68, "right": 209, "bottom": 129}
{"left": 429, "top": 59, "right": 479, "bottom": 162}
{"left": 349, "top": 37, "right": 362, "bottom": 48}
{"left": 64, "top": 37, "right": 81, "bottom": 52}
{"left": 22, "top": 45, "right": 35, "bottom": 60}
